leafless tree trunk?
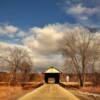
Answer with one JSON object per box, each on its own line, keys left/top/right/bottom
{"left": 20, "top": 59, "right": 33, "bottom": 86}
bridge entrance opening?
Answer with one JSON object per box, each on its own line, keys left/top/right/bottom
{"left": 45, "top": 73, "right": 60, "bottom": 83}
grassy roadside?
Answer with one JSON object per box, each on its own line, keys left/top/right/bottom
{"left": 60, "top": 82, "right": 100, "bottom": 100}
{"left": 0, "top": 82, "right": 43, "bottom": 100}
{"left": 60, "top": 82, "right": 100, "bottom": 94}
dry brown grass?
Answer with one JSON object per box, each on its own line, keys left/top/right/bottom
{"left": 0, "top": 82, "right": 43, "bottom": 100}
{"left": 60, "top": 82, "right": 100, "bottom": 94}
{"left": 79, "top": 86, "right": 100, "bottom": 94}
{"left": 60, "top": 82, "right": 93, "bottom": 88}
{"left": 0, "top": 86, "right": 32, "bottom": 100}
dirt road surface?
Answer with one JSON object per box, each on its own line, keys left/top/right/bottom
{"left": 19, "top": 84, "right": 79, "bottom": 100}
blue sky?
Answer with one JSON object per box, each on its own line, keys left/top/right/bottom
{"left": 0, "top": 0, "right": 66, "bottom": 29}
{"left": 0, "top": 0, "right": 100, "bottom": 29}
{"left": 0, "top": 0, "right": 100, "bottom": 71}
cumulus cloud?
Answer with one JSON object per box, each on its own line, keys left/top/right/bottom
{"left": 33, "top": 54, "right": 64, "bottom": 68}
{"left": 66, "top": 4, "right": 98, "bottom": 20}
{"left": 22, "top": 24, "right": 67, "bottom": 69}
{"left": 24, "top": 24, "right": 66, "bottom": 54}
{"left": 4, "top": 25, "right": 18, "bottom": 33}
{"left": 0, "top": 24, "right": 28, "bottom": 38}
{"left": 0, "top": 25, "right": 18, "bottom": 34}
{"left": 67, "top": 4, "right": 97, "bottom": 15}
{"left": 0, "top": 42, "right": 32, "bottom": 55}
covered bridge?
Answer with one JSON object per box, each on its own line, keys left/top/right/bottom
{"left": 44, "top": 67, "right": 61, "bottom": 84}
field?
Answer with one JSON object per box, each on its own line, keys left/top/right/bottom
{"left": 60, "top": 82, "right": 100, "bottom": 94}
{"left": 0, "top": 82, "right": 43, "bottom": 100}
{"left": 79, "top": 86, "right": 100, "bottom": 94}
{"left": 0, "top": 86, "right": 31, "bottom": 100}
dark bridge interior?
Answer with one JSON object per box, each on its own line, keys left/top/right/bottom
{"left": 44, "top": 73, "right": 60, "bottom": 84}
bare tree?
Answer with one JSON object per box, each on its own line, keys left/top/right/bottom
{"left": 0, "top": 46, "right": 33, "bottom": 85}
{"left": 59, "top": 28, "right": 99, "bottom": 87}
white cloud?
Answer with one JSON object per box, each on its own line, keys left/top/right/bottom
{"left": 17, "top": 31, "right": 28, "bottom": 37}
{"left": 22, "top": 24, "right": 69, "bottom": 68}
{"left": 65, "top": 4, "right": 98, "bottom": 20}
{"left": 4, "top": 25, "right": 18, "bottom": 33}
{"left": 0, "top": 42, "right": 32, "bottom": 53}
{"left": 0, "top": 25, "right": 18, "bottom": 34}
{"left": 24, "top": 24, "right": 65, "bottom": 54}
{"left": 33, "top": 54, "right": 64, "bottom": 67}
{"left": 0, "top": 24, "right": 28, "bottom": 38}
{"left": 67, "top": 4, "right": 97, "bottom": 15}
{"left": 78, "top": 16, "right": 88, "bottom": 20}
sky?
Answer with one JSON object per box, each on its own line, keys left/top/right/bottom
{"left": 0, "top": 0, "right": 100, "bottom": 72}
